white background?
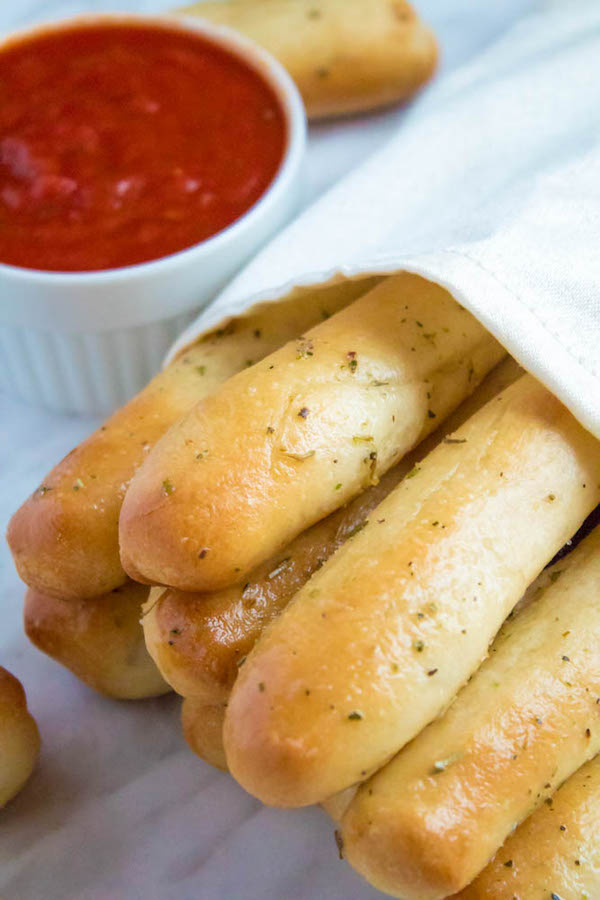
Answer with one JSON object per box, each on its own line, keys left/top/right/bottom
{"left": 1, "top": 2, "right": 540, "bottom": 898}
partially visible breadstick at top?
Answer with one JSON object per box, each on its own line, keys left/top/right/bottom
{"left": 8, "top": 278, "right": 368, "bottom": 601}
{"left": 143, "top": 357, "right": 523, "bottom": 707}
{"left": 178, "top": 0, "right": 438, "bottom": 119}
{"left": 120, "top": 273, "right": 505, "bottom": 593}
{"left": 223, "top": 375, "right": 600, "bottom": 807}
{"left": 341, "top": 523, "right": 600, "bottom": 899}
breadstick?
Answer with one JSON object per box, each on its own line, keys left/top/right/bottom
{"left": 144, "top": 358, "right": 522, "bottom": 704}
{"left": 24, "top": 581, "right": 169, "bottom": 700}
{"left": 8, "top": 279, "right": 367, "bottom": 601}
{"left": 455, "top": 754, "right": 600, "bottom": 900}
{"left": 223, "top": 375, "right": 600, "bottom": 807}
{"left": 120, "top": 273, "right": 505, "bottom": 592}
{"left": 181, "top": 698, "right": 228, "bottom": 771}
{"left": 341, "top": 524, "right": 600, "bottom": 899}
{"left": 0, "top": 667, "right": 40, "bottom": 807}
{"left": 180, "top": 698, "right": 361, "bottom": 825}
{"left": 179, "top": 0, "right": 438, "bottom": 119}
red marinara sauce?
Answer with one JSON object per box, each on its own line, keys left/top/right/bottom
{"left": 0, "top": 21, "right": 286, "bottom": 272}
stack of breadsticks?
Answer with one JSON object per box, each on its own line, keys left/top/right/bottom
{"left": 8, "top": 273, "right": 600, "bottom": 898}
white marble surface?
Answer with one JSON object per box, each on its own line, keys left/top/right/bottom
{"left": 0, "top": 2, "right": 537, "bottom": 898}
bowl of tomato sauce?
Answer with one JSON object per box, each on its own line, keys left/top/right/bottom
{"left": 0, "top": 13, "right": 305, "bottom": 413}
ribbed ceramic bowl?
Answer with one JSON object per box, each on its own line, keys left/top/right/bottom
{"left": 0, "top": 12, "right": 306, "bottom": 414}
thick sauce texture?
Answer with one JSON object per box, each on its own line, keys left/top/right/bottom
{"left": 0, "top": 22, "right": 286, "bottom": 271}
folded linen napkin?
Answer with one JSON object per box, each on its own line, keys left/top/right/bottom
{"left": 170, "top": 0, "right": 600, "bottom": 437}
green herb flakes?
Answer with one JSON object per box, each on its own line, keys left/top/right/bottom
{"left": 296, "top": 337, "right": 314, "bottom": 358}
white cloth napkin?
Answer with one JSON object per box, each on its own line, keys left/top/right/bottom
{"left": 171, "top": 0, "right": 600, "bottom": 437}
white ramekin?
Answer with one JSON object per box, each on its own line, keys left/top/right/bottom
{"left": 0, "top": 12, "right": 306, "bottom": 414}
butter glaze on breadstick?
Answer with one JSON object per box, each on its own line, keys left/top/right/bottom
{"left": 8, "top": 280, "right": 366, "bottom": 601}
{"left": 120, "top": 274, "right": 505, "bottom": 592}
{"left": 0, "top": 667, "right": 40, "bottom": 807}
{"left": 224, "top": 376, "right": 600, "bottom": 807}
{"left": 180, "top": 0, "right": 437, "bottom": 119}
{"left": 341, "top": 524, "right": 600, "bottom": 899}
{"left": 144, "top": 358, "right": 522, "bottom": 705}
{"left": 25, "top": 582, "right": 169, "bottom": 700}
{"left": 455, "top": 753, "right": 600, "bottom": 900}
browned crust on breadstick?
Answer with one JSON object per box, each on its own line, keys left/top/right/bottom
{"left": 0, "top": 667, "right": 40, "bottom": 807}
{"left": 341, "top": 524, "right": 600, "bottom": 899}
{"left": 223, "top": 376, "right": 600, "bottom": 807}
{"left": 144, "top": 358, "right": 522, "bottom": 705}
{"left": 8, "top": 279, "right": 368, "bottom": 601}
{"left": 454, "top": 754, "right": 600, "bottom": 899}
{"left": 120, "top": 274, "right": 505, "bottom": 592}
{"left": 24, "top": 582, "right": 170, "bottom": 700}
{"left": 179, "top": 0, "right": 438, "bottom": 119}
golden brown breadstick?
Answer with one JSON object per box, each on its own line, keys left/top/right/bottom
{"left": 223, "top": 375, "right": 600, "bottom": 807}
{"left": 181, "top": 698, "right": 228, "bottom": 771}
{"left": 455, "top": 754, "right": 600, "bottom": 900}
{"left": 179, "top": 0, "right": 437, "bottom": 119}
{"left": 180, "top": 696, "right": 362, "bottom": 817}
{"left": 341, "top": 524, "right": 600, "bottom": 899}
{"left": 143, "top": 358, "right": 522, "bottom": 704}
{"left": 8, "top": 279, "right": 368, "bottom": 601}
{"left": 0, "top": 667, "right": 40, "bottom": 807}
{"left": 120, "top": 273, "right": 505, "bottom": 592}
{"left": 25, "top": 582, "right": 170, "bottom": 700}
